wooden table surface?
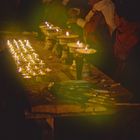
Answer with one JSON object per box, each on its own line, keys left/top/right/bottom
{"left": 3, "top": 32, "right": 132, "bottom": 117}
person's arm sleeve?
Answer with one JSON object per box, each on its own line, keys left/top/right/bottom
{"left": 76, "top": 18, "right": 86, "bottom": 28}
{"left": 93, "top": 0, "right": 106, "bottom": 11}
{"left": 76, "top": 8, "right": 96, "bottom": 28}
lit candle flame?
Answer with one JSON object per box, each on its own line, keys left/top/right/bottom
{"left": 7, "top": 39, "right": 49, "bottom": 78}
{"left": 85, "top": 46, "right": 88, "bottom": 51}
{"left": 49, "top": 26, "right": 52, "bottom": 29}
{"left": 77, "top": 41, "right": 83, "bottom": 48}
{"left": 45, "top": 21, "right": 48, "bottom": 25}
{"left": 77, "top": 40, "right": 80, "bottom": 45}
{"left": 66, "top": 31, "right": 69, "bottom": 36}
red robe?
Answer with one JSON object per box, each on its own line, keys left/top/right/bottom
{"left": 113, "top": 16, "right": 140, "bottom": 76}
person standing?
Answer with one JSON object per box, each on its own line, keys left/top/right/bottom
{"left": 77, "top": 0, "right": 116, "bottom": 35}
{"left": 112, "top": 0, "right": 140, "bottom": 101}
{"left": 75, "top": 0, "right": 115, "bottom": 75}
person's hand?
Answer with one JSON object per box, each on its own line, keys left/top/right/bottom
{"left": 77, "top": 18, "right": 86, "bottom": 28}
{"left": 85, "top": 9, "right": 95, "bottom": 22}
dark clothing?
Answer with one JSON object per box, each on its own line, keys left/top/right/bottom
{"left": 112, "top": 0, "right": 140, "bottom": 101}
{"left": 111, "top": 8, "right": 140, "bottom": 101}
{"left": 0, "top": 46, "right": 30, "bottom": 140}
{"left": 0, "top": 48, "right": 30, "bottom": 108}
{"left": 83, "top": 11, "right": 114, "bottom": 75}
{"left": 118, "top": 42, "right": 140, "bottom": 102}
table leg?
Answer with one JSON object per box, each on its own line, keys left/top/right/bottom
{"left": 75, "top": 55, "right": 84, "bottom": 80}
{"left": 46, "top": 116, "right": 54, "bottom": 140}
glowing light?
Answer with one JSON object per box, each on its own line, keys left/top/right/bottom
{"left": 76, "top": 40, "right": 80, "bottom": 45}
{"left": 24, "top": 75, "right": 31, "bottom": 79}
{"left": 49, "top": 26, "right": 52, "bottom": 29}
{"left": 7, "top": 39, "right": 50, "bottom": 78}
{"left": 85, "top": 45, "right": 88, "bottom": 51}
{"left": 66, "top": 31, "right": 70, "bottom": 36}
{"left": 76, "top": 41, "right": 84, "bottom": 48}
{"left": 56, "top": 28, "right": 59, "bottom": 32}
{"left": 18, "top": 67, "right": 22, "bottom": 72}
{"left": 45, "top": 21, "right": 50, "bottom": 27}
